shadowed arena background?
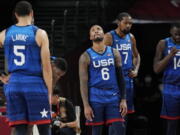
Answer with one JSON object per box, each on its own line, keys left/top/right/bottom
{"left": 0, "top": 0, "right": 180, "bottom": 135}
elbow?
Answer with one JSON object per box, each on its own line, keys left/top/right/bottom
{"left": 153, "top": 66, "right": 161, "bottom": 74}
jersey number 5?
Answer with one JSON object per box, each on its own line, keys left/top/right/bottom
{"left": 14, "top": 45, "right": 25, "bottom": 66}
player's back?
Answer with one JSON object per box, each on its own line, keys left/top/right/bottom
{"left": 110, "top": 30, "right": 133, "bottom": 75}
{"left": 163, "top": 37, "right": 180, "bottom": 86}
{"left": 4, "top": 25, "right": 43, "bottom": 83}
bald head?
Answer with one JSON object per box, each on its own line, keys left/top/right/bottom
{"left": 89, "top": 25, "right": 104, "bottom": 42}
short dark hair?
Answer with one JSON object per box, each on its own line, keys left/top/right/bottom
{"left": 51, "top": 57, "right": 68, "bottom": 72}
{"left": 170, "top": 23, "right": 180, "bottom": 29}
{"left": 52, "top": 89, "right": 60, "bottom": 96}
{"left": 116, "top": 12, "right": 131, "bottom": 21}
{"left": 14, "top": 1, "right": 32, "bottom": 16}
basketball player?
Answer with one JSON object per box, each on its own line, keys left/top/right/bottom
{"left": 50, "top": 57, "right": 67, "bottom": 88}
{"left": 153, "top": 23, "right": 180, "bottom": 135}
{"left": 0, "top": 1, "right": 52, "bottom": 135}
{"left": 104, "top": 12, "right": 140, "bottom": 115}
{"left": 79, "top": 25, "right": 127, "bottom": 135}
{"left": 0, "top": 57, "right": 68, "bottom": 135}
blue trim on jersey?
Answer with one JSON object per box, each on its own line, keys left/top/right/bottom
{"left": 90, "top": 46, "right": 108, "bottom": 56}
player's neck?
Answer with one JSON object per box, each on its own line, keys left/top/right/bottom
{"left": 16, "top": 17, "right": 32, "bottom": 26}
{"left": 92, "top": 42, "right": 106, "bottom": 53}
{"left": 115, "top": 28, "right": 126, "bottom": 38}
{"left": 171, "top": 37, "right": 180, "bottom": 45}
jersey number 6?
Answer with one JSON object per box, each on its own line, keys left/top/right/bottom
{"left": 101, "top": 68, "right": 110, "bottom": 80}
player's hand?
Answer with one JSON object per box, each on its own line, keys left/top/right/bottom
{"left": 84, "top": 105, "right": 94, "bottom": 121}
{"left": 0, "top": 74, "right": 10, "bottom": 84}
{"left": 128, "top": 69, "right": 138, "bottom": 78}
{"left": 59, "top": 121, "right": 67, "bottom": 128}
{"left": 119, "top": 99, "right": 127, "bottom": 117}
{"left": 169, "top": 47, "right": 179, "bottom": 57}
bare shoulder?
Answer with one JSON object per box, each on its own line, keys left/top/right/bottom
{"left": 0, "top": 29, "right": 6, "bottom": 46}
{"left": 36, "top": 29, "right": 48, "bottom": 47}
{"left": 104, "top": 32, "right": 112, "bottom": 39}
{"left": 112, "top": 48, "right": 119, "bottom": 55}
{"left": 158, "top": 39, "right": 166, "bottom": 45}
{"left": 112, "top": 48, "right": 121, "bottom": 66}
{"left": 129, "top": 33, "right": 136, "bottom": 42}
{"left": 0, "top": 29, "right": 6, "bottom": 36}
{"left": 104, "top": 32, "right": 113, "bottom": 46}
{"left": 36, "top": 29, "right": 48, "bottom": 38}
{"left": 79, "top": 51, "right": 90, "bottom": 64}
{"left": 129, "top": 33, "right": 135, "bottom": 38}
{"left": 112, "top": 48, "right": 121, "bottom": 59}
{"left": 156, "top": 39, "right": 166, "bottom": 50}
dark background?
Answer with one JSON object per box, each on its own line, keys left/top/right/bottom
{"left": 0, "top": 0, "right": 179, "bottom": 135}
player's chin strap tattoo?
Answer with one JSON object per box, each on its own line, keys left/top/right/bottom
{"left": 116, "top": 66, "right": 126, "bottom": 99}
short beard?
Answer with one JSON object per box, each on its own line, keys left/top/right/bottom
{"left": 121, "top": 29, "right": 130, "bottom": 35}
{"left": 93, "top": 37, "right": 103, "bottom": 42}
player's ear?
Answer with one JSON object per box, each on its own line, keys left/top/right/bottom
{"left": 14, "top": 13, "right": 18, "bottom": 20}
{"left": 30, "top": 10, "right": 34, "bottom": 17}
{"left": 89, "top": 32, "right": 92, "bottom": 40}
{"left": 90, "top": 32, "right": 94, "bottom": 41}
{"left": 116, "top": 20, "right": 120, "bottom": 26}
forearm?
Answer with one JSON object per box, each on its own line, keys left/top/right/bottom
{"left": 116, "top": 66, "right": 126, "bottom": 99}
{"left": 43, "top": 67, "right": 53, "bottom": 95}
{"left": 154, "top": 54, "right": 173, "bottom": 73}
{"left": 133, "top": 54, "right": 140, "bottom": 72}
{"left": 80, "top": 82, "right": 90, "bottom": 107}
{"left": 65, "top": 121, "right": 78, "bottom": 128}
{"left": 79, "top": 53, "right": 90, "bottom": 107}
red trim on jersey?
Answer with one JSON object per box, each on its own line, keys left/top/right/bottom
{"left": 29, "top": 119, "right": 51, "bottom": 125}
{"left": 106, "top": 118, "right": 125, "bottom": 124}
{"left": 9, "top": 120, "right": 28, "bottom": 126}
{"left": 127, "top": 110, "right": 135, "bottom": 114}
{"left": 86, "top": 121, "right": 105, "bottom": 126}
{"left": 0, "top": 107, "right": 6, "bottom": 113}
{"left": 0, "top": 116, "right": 9, "bottom": 124}
{"left": 9, "top": 119, "right": 51, "bottom": 126}
{"left": 5, "top": 117, "right": 9, "bottom": 123}
{"left": 160, "top": 115, "right": 180, "bottom": 120}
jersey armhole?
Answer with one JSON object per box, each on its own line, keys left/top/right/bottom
{"left": 32, "top": 25, "right": 39, "bottom": 36}
{"left": 110, "top": 31, "right": 115, "bottom": 46}
{"left": 2, "top": 28, "right": 10, "bottom": 46}
{"left": 32, "top": 26, "right": 41, "bottom": 47}
{"left": 111, "top": 47, "right": 116, "bottom": 61}
{"left": 163, "top": 39, "right": 168, "bottom": 56}
{"left": 85, "top": 50, "right": 91, "bottom": 64}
